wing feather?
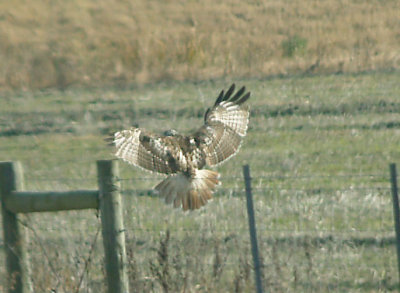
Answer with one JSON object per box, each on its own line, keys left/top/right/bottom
{"left": 205, "top": 84, "right": 250, "bottom": 137}
{"left": 194, "top": 84, "right": 250, "bottom": 166}
{"left": 114, "top": 84, "right": 250, "bottom": 172}
{"left": 114, "top": 128, "right": 176, "bottom": 174}
{"left": 195, "top": 123, "right": 242, "bottom": 166}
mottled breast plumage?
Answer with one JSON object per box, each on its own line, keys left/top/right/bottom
{"left": 112, "top": 84, "right": 250, "bottom": 210}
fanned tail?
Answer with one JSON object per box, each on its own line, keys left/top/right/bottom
{"left": 154, "top": 169, "right": 220, "bottom": 211}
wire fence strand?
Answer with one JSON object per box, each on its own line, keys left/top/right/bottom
{"left": 1, "top": 166, "right": 396, "bottom": 292}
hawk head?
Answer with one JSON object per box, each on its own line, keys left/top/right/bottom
{"left": 163, "top": 129, "right": 179, "bottom": 136}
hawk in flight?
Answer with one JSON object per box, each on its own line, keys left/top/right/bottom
{"left": 113, "top": 84, "right": 250, "bottom": 210}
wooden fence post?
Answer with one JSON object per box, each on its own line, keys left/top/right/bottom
{"left": 390, "top": 163, "right": 400, "bottom": 286}
{"left": 97, "top": 160, "right": 129, "bottom": 293}
{"left": 0, "top": 162, "right": 31, "bottom": 293}
{"left": 243, "top": 164, "right": 264, "bottom": 293}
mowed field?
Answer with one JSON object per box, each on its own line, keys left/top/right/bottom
{"left": 1, "top": 71, "right": 400, "bottom": 291}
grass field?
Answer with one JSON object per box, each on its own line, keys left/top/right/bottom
{"left": 1, "top": 0, "right": 400, "bottom": 90}
{"left": 1, "top": 71, "right": 400, "bottom": 291}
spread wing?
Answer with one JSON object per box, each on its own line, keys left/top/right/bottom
{"left": 194, "top": 84, "right": 250, "bottom": 166}
{"left": 113, "top": 128, "right": 179, "bottom": 174}
{"left": 113, "top": 84, "right": 250, "bottom": 172}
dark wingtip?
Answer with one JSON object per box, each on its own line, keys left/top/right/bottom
{"left": 214, "top": 90, "right": 225, "bottom": 106}
{"left": 237, "top": 92, "right": 250, "bottom": 105}
{"left": 223, "top": 83, "right": 235, "bottom": 101}
{"left": 204, "top": 108, "right": 211, "bottom": 122}
{"left": 104, "top": 135, "right": 115, "bottom": 147}
{"left": 214, "top": 83, "right": 249, "bottom": 106}
{"left": 230, "top": 86, "right": 246, "bottom": 102}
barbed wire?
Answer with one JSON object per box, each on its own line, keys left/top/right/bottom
{"left": 119, "top": 187, "right": 391, "bottom": 196}
{"left": 18, "top": 185, "right": 391, "bottom": 195}
{"left": 18, "top": 225, "right": 395, "bottom": 239}
{"left": 18, "top": 214, "right": 103, "bottom": 292}
{"left": 24, "top": 172, "right": 390, "bottom": 183}
{"left": 18, "top": 216, "right": 66, "bottom": 292}
{"left": 124, "top": 228, "right": 394, "bottom": 234}
{"left": 26, "top": 177, "right": 97, "bottom": 182}
{"left": 1, "top": 142, "right": 396, "bottom": 155}
{"left": 120, "top": 174, "right": 389, "bottom": 181}
{"left": 74, "top": 225, "right": 101, "bottom": 293}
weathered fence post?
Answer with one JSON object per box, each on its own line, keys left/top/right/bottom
{"left": 390, "top": 163, "right": 400, "bottom": 286}
{"left": 243, "top": 164, "right": 264, "bottom": 293}
{"left": 97, "top": 160, "right": 129, "bottom": 293}
{"left": 0, "top": 162, "right": 31, "bottom": 293}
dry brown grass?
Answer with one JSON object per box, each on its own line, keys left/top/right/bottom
{"left": 0, "top": 0, "right": 400, "bottom": 90}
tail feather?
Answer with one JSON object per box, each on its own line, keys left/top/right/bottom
{"left": 154, "top": 169, "right": 220, "bottom": 211}
{"left": 163, "top": 180, "right": 176, "bottom": 204}
{"left": 188, "top": 190, "right": 203, "bottom": 210}
{"left": 164, "top": 185, "right": 175, "bottom": 204}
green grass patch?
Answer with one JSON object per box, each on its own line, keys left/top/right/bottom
{"left": 0, "top": 72, "right": 400, "bottom": 291}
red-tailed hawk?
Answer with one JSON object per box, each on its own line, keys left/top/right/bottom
{"left": 113, "top": 84, "right": 250, "bottom": 210}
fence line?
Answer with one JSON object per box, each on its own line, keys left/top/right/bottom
{"left": 0, "top": 160, "right": 128, "bottom": 293}
{"left": 390, "top": 163, "right": 400, "bottom": 286}
{"left": 14, "top": 186, "right": 391, "bottom": 196}
{"left": 23, "top": 172, "right": 390, "bottom": 182}
{"left": 243, "top": 165, "right": 264, "bottom": 293}
{"left": 0, "top": 161, "right": 32, "bottom": 293}
{"left": 7, "top": 226, "right": 395, "bottom": 235}
{"left": 17, "top": 214, "right": 102, "bottom": 293}
{"left": 120, "top": 186, "right": 391, "bottom": 193}
{"left": 1, "top": 160, "right": 399, "bottom": 292}
{"left": 0, "top": 141, "right": 398, "bottom": 154}
{"left": 19, "top": 216, "right": 69, "bottom": 292}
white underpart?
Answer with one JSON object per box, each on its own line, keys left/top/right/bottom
{"left": 151, "top": 138, "right": 169, "bottom": 157}
{"left": 176, "top": 149, "right": 187, "bottom": 170}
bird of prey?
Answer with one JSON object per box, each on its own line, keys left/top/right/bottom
{"left": 112, "top": 84, "right": 250, "bottom": 210}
